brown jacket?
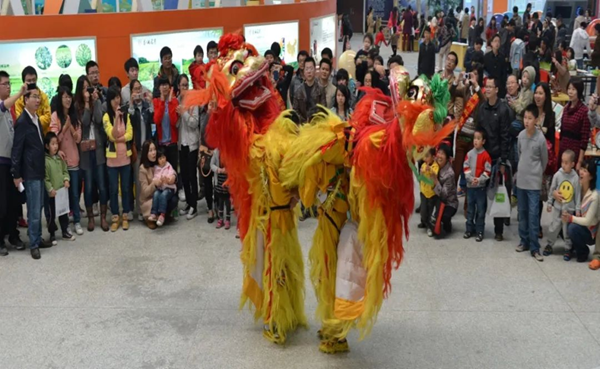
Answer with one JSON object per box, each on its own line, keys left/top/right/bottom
{"left": 138, "top": 164, "right": 156, "bottom": 219}
{"left": 292, "top": 81, "right": 327, "bottom": 122}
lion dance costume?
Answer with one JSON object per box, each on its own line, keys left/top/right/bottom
{"left": 184, "top": 34, "right": 306, "bottom": 344}
{"left": 281, "top": 68, "right": 454, "bottom": 353}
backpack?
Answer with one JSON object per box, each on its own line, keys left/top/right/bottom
{"left": 509, "top": 38, "right": 525, "bottom": 71}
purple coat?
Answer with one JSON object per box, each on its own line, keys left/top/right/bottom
{"left": 403, "top": 11, "right": 414, "bottom": 34}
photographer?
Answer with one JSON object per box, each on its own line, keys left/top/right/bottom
{"left": 451, "top": 67, "right": 484, "bottom": 200}
{"left": 270, "top": 62, "right": 294, "bottom": 106}
{"left": 14, "top": 66, "right": 52, "bottom": 134}
{"left": 85, "top": 61, "right": 107, "bottom": 103}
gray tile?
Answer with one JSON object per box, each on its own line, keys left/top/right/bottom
{"left": 430, "top": 258, "right": 572, "bottom": 312}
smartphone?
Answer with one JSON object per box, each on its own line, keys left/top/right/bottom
{"left": 119, "top": 104, "right": 129, "bottom": 114}
{"left": 273, "top": 70, "right": 280, "bottom": 81}
{"left": 87, "top": 87, "right": 95, "bottom": 94}
{"left": 27, "top": 83, "right": 37, "bottom": 90}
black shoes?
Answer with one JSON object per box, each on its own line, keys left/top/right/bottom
{"left": 417, "top": 223, "right": 427, "bottom": 229}
{"left": 495, "top": 234, "right": 504, "bottom": 241}
{"left": 39, "top": 239, "right": 53, "bottom": 248}
{"left": 0, "top": 245, "right": 8, "bottom": 256}
{"left": 31, "top": 248, "right": 40, "bottom": 259}
{"left": 475, "top": 233, "right": 484, "bottom": 242}
{"left": 9, "top": 236, "right": 25, "bottom": 250}
{"left": 463, "top": 232, "right": 472, "bottom": 239}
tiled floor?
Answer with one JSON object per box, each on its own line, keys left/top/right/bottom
{"left": 1, "top": 37, "right": 600, "bottom": 369}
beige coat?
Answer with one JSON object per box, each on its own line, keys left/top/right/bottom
{"left": 138, "top": 164, "right": 156, "bottom": 219}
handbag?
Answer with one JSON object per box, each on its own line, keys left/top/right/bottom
{"left": 199, "top": 145, "right": 212, "bottom": 178}
{"left": 80, "top": 139, "right": 97, "bottom": 152}
{"left": 487, "top": 183, "right": 511, "bottom": 218}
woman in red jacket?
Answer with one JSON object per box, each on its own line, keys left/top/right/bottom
{"left": 486, "top": 17, "right": 498, "bottom": 45}
{"left": 153, "top": 77, "right": 179, "bottom": 173}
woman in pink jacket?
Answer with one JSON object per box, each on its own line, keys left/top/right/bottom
{"left": 50, "top": 86, "right": 83, "bottom": 235}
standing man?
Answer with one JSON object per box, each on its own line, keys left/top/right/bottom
{"left": 121, "top": 58, "right": 150, "bottom": 105}
{"left": 418, "top": 27, "right": 436, "bottom": 78}
{"left": 477, "top": 77, "right": 513, "bottom": 241}
{"left": 460, "top": 8, "right": 470, "bottom": 43}
{"left": 512, "top": 6, "right": 522, "bottom": 30}
{"left": 292, "top": 57, "right": 326, "bottom": 122}
{"left": 86, "top": 61, "right": 107, "bottom": 103}
{"left": 440, "top": 52, "right": 458, "bottom": 118}
{"left": 14, "top": 66, "right": 51, "bottom": 134}
{"left": 207, "top": 41, "right": 219, "bottom": 62}
{"left": 571, "top": 22, "right": 593, "bottom": 69}
{"left": 484, "top": 34, "right": 509, "bottom": 97}
{"left": 11, "top": 86, "right": 53, "bottom": 259}
{"left": 288, "top": 50, "right": 309, "bottom": 106}
{"left": 152, "top": 47, "right": 179, "bottom": 98}
{"left": 153, "top": 78, "right": 179, "bottom": 173}
{"left": 0, "top": 71, "right": 26, "bottom": 255}
{"left": 522, "top": 3, "right": 532, "bottom": 27}
{"left": 318, "top": 59, "right": 336, "bottom": 108}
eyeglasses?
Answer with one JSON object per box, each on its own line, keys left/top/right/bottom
{"left": 0, "top": 82, "right": 10, "bottom": 87}
{"left": 29, "top": 95, "right": 41, "bottom": 100}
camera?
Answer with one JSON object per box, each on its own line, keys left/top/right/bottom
{"left": 27, "top": 83, "right": 37, "bottom": 90}
{"left": 86, "top": 87, "right": 95, "bottom": 94}
{"left": 465, "top": 73, "right": 470, "bottom": 80}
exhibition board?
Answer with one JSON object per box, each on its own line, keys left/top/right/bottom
{"left": 0, "top": 0, "right": 336, "bottom": 86}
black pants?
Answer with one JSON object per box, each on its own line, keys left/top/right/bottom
{"left": 420, "top": 193, "right": 438, "bottom": 228}
{"left": 47, "top": 197, "right": 69, "bottom": 236}
{"left": 432, "top": 197, "right": 457, "bottom": 237}
{"left": 161, "top": 143, "right": 180, "bottom": 191}
{"left": 215, "top": 192, "right": 231, "bottom": 221}
{"left": 0, "top": 165, "right": 19, "bottom": 240}
{"left": 201, "top": 173, "right": 214, "bottom": 211}
{"left": 179, "top": 146, "right": 199, "bottom": 210}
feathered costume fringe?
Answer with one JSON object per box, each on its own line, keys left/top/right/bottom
{"left": 280, "top": 111, "right": 349, "bottom": 325}
{"left": 184, "top": 37, "right": 305, "bottom": 342}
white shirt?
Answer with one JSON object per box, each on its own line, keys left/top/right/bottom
{"left": 24, "top": 108, "right": 43, "bottom": 144}
{"left": 570, "top": 28, "right": 592, "bottom": 60}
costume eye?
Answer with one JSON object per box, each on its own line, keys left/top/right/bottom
{"left": 230, "top": 61, "right": 242, "bottom": 75}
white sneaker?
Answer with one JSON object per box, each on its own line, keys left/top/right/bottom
{"left": 180, "top": 205, "right": 190, "bottom": 215}
{"left": 186, "top": 207, "right": 198, "bottom": 220}
{"left": 137, "top": 214, "right": 144, "bottom": 222}
{"left": 74, "top": 223, "right": 84, "bottom": 235}
{"left": 178, "top": 189, "right": 186, "bottom": 202}
{"left": 93, "top": 203, "right": 99, "bottom": 216}
{"left": 427, "top": 229, "right": 433, "bottom": 237}
{"left": 127, "top": 211, "right": 134, "bottom": 221}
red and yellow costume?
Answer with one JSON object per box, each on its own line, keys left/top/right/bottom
{"left": 184, "top": 34, "right": 306, "bottom": 344}
{"left": 281, "top": 71, "right": 454, "bottom": 353}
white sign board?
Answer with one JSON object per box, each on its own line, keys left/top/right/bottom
{"left": 0, "top": 37, "right": 96, "bottom": 99}
{"left": 131, "top": 28, "right": 223, "bottom": 90}
{"left": 244, "top": 21, "right": 299, "bottom": 67}
{"left": 310, "top": 14, "right": 337, "bottom": 64}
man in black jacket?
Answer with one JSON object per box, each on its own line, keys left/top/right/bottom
{"left": 418, "top": 27, "right": 436, "bottom": 78}
{"left": 484, "top": 34, "right": 509, "bottom": 96}
{"left": 477, "top": 77, "right": 513, "bottom": 241}
{"left": 11, "top": 89, "right": 52, "bottom": 259}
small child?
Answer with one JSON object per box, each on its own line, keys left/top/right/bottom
{"left": 463, "top": 129, "right": 492, "bottom": 242}
{"left": 189, "top": 45, "right": 205, "bottom": 90}
{"left": 516, "top": 104, "right": 549, "bottom": 261}
{"left": 375, "top": 26, "right": 390, "bottom": 48}
{"left": 44, "top": 132, "right": 75, "bottom": 244}
{"left": 544, "top": 149, "right": 581, "bottom": 259}
{"left": 418, "top": 148, "right": 439, "bottom": 231}
{"left": 148, "top": 148, "right": 177, "bottom": 227}
{"left": 211, "top": 148, "right": 231, "bottom": 230}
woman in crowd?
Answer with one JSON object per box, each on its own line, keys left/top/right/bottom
{"left": 74, "top": 76, "right": 108, "bottom": 232}
{"left": 538, "top": 38, "right": 552, "bottom": 64}
{"left": 432, "top": 144, "right": 458, "bottom": 238}
{"left": 485, "top": 17, "right": 498, "bottom": 45}
{"left": 559, "top": 78, "right": 590, "bottom": 170}
{"left": 564, "top": 160, "right": 599, "bottom": 263}
{"left": 366, "top": 6, "right": 374, "bottom": 35}
{"left": 50, "top": 86, "right": 83, "bottom": 235}
{"left": 103, "top": 86, "right": 133, "bottom": 232}
{"left": 199, "top": 105, "right": 215, "bottom": 223}
{"left": 138, "top": 140, "right": 158, "bottom": 229}
{"left": 354, "top": 34, "right": 373, "bottom": 64}
{"left": 551, "top": 51, "right": 570, "bottom": 93}
{"left": 566, "top": 48, "right": 578, "bottom": 74}
{"left": 127, "top": 79, "right": 154, "bottom": 221}
{"left": 176, "top": 74, "right": 200, "bottom": 220}
{"left": 331, "top": 85, "right": 352, "bottom": 120}
{"left": 533, "top": 83, "right": 556, "bottom": 237}
{"left": 475, "top": 18, "right": 485, "bottom": 42}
